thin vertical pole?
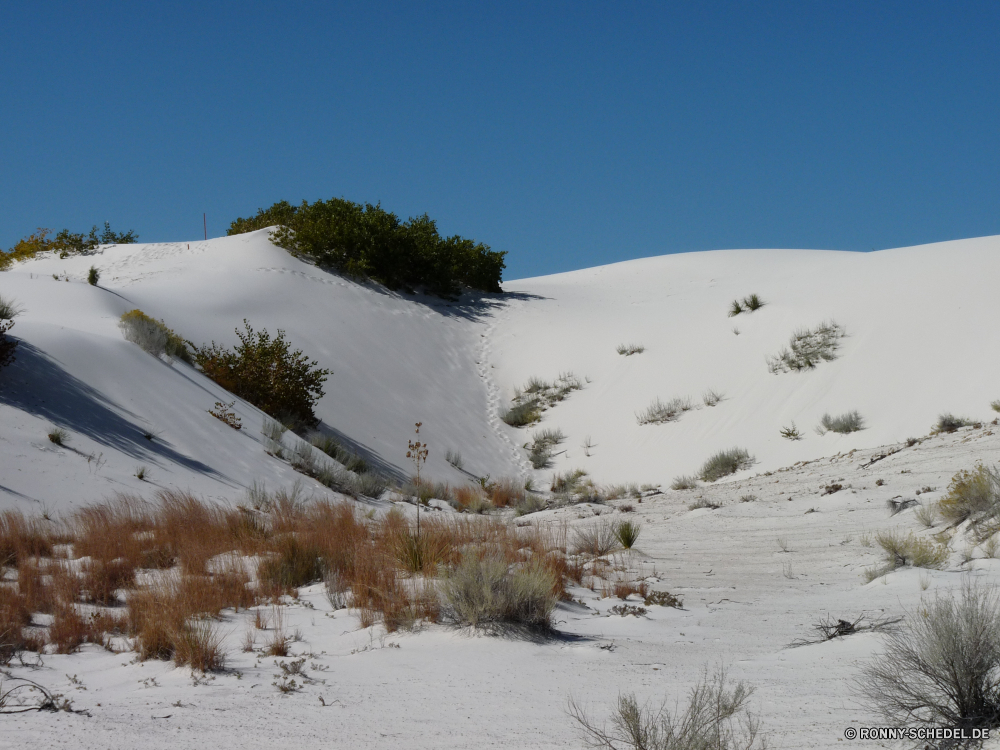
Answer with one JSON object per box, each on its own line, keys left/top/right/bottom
{"left": 203, "top": 213, "right": 207, "bottom": 241}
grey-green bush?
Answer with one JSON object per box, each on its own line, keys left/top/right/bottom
{"left": 818, "top": 410, "right": 865, "bottom": 434}
{"left": 443, "top": 553, "right": 556, "bottom": 630}
{"left": 698, "top": 448, "right": 754, "bottom": 482}
{"left": 934, "top": 413, "right": 973, "bottom": 434}
{"left": 636, "top": 397, "right": 693, "bottom": 425}
{"left": 859, "top": 580, "right": 1000, "bottom": 733}
{"left": 767, "top": 321, "right": 844, "bottom": 373}
{"left": 569, "top": 667, "right": 767, "bottom": 750}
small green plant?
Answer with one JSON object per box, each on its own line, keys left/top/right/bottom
{"left": 698, "top": 448, "right": 754, "bottom": 482}
{"left": 47, "top": 428, "right": 68, "bottom": 446}
{"left": 780, "top": 422, "right": 802, "bottom": 440}
{"left": 608, "top": 604, "right": 647, "bottom": 617}
{"left": 87, "top": 266, "right": 100, "bottom": 286}
{"left": 616, "top": 343, "right": 645, "bottom": 356}
{"left": 728, "top": 294, "right": 766, "bottom": 317}
{"left": 135, "top": 466, "right": 148, "bottom": 481}
{"left": 208, "top": 401, "right": 242, "bottom": 430}
{"left": 614, "top": 519, "right": 641, "bottom": 550}
{"left": 991, "top": 400, "right": 1000, "bottom": 413}
{"left": 817, "top": 410, "right": 865, "bottom": 435}
{"left": 767, "top": 321, "right": 845, "bottom": 373}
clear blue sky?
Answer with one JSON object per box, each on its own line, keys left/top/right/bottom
{"left": 2, "top": 1, "right": 998, "bottom": 279}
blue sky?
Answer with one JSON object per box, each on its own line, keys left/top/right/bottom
{"left": 2, "top": 1, "right": 998, "bottom": 279}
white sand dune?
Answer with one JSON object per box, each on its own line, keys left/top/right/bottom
{"left": 2, "top": 232, "right": 999, "bottom": 749}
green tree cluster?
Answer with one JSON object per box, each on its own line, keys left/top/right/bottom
{"left": 228, "top": 198, "right": 505, "bottom": 295}
{"left": 1, "top": 223, "right": 138, "bottom": 269}
{"left": 195, "top": 321, "right": 331, "bottom": 428}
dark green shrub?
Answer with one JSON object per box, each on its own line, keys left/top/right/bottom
{"left": 87, "top": 266, "right": 100, "bottom": 286}
{"left": 227, "top": 198, "right": 505, "bottom": 295}
{"left": 195, "top": 321, "right": 331, "bottom": 427}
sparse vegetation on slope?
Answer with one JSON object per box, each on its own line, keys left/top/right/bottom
{"left": 636, "top": 396, "right": 693, "bottom": 425}
{"left": 817, "top": 410, "right": 865, "bottom": 435}
{"left": 937, "top": 464, "right": 1000, "bottom": 534}
{"left": 698, "top": 448, "right": 754, "bottom": 482}
{"left": 227, "top": 198, "right": 505, "bottom": 295}
{"left": 616, "top": 343, "right": 645, "bottom": 356}
{"left": 502, "top": 373, "right": 582, "bottom": 428}
{"left": 933, "top": 413, "right": 974, "bottom": 434}
{"left": 119, "top": 309, "right": 192, "bottom": 362}
{"left": 767, "top": 321, "right": 844, "bottom": 373}
{"left": 0, "top": 294, "right": 20, "bottom": 371}
{"left": 728, "top": 293, "right": 766, "bottom": 317}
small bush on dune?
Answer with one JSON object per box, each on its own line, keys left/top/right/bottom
{"left": 119, "top": 309, "right": 191, "bottom": 363}
{"left": 527, "top": 428, "right": 565, "bottom": 469}
{"left": 866, "top": 530, "right": 949, "bottom": 580}
{"left": 698, "top": 448, "right": 754, "bottom": 482}
{"left": 445, "top": 449, "right": 463, "bottom": 469}
{"left": 309, "top": 433, "right": 368, "bottom": 473}
{"left": 729, "top": 293, "right": 766, "bottom": 317}
{"left": 859, "top": 580, "right": 1000, "bottom": 734}
{"left": 572, "top": 519, "right": 621, "bottom": 557}
{"left": 780, "top": 422, "right": 802, "bottom": 440}
{"left": 195, "top": 321, "right": 331, "bottom": 427}
{"left": 767, "top": 321, "right": 844, "bottom": 373}
{"left": 173, "top": 621, "right": 226, "bottom": 672}
{"left": 938, "top": 464, "right": 1000, "bottom": 530}
{"left": 934, "top": 413, "right": 974, "bottom": 434}
{"left": 258, "top": 535, "right": 323, "bottom": 591}
{"left": 702, "top": 389, "right": 724, "bottom": 407}
{"left": 636, "top": 397, "right": 694, "bottom": 425}
{"left": 671, "top": 475, "right": 698, "bottom": 491}
{"left": 569, "top": 667, "right": 767, "bottom": 750}
{"left": 503, "top": 373, "right": 582, "bottom": 428}
{"left": 443, "top": 552, "right": 556, "bottom": 631}
{"left": 87, "top": 266, "right": 100, "bottom": 286}
{"left": 47, "top": 427, "right": 68, "bottom": 445}
{"left": 501, "top": 401, "right": 542, "bottom": 427}
{"left": 817, "top": 410, "right": 865, "bottom": 435}
{"left": 616, "top": 343, "right": 645, "bottom": 356}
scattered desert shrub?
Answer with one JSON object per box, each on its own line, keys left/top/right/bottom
{"left": 689, "top": 497, "right": 721, "bottom": 511}
{"left": 0, "top": 591, "right": 31, "bottom": 665}
{"left": 119, "top": 309, "right": 191, "bottom": 362}
{"left": 614, "top": 520, "right": 641, "bottom": 550}
{"left": 258, "top": 535, "right": 323, "bottom": 591}
{"left": 501, "top": 401, "right": 542, "bottom": 427}
{"left": 934, "top": 413, "right": 974, "bottom": 434}
{"left": 817, "top": 410, "right": 865, "bottom": 435}
{"left": 702, "top": 389, "right": 724, "bottom": 407}
{"left": 636, "top": 397, "right": 694, "bottom": 425}
{"left": 991, "top": 400, "right": 1000, "bottom": 414}
{"left": 937, "top": 464, "right": 1000, "bottom": 532}
{"left": 868, "top": 529, "right": 949, "bottom": 579}
{"left": 227, "top": 197, "right": 506, "bottom": 295}
{"left": 514, "top": 494, "right": 547, "bottom": 516}
{"left": 486, "top": 477, "right": 526, "bottom": 508}
{"left": 173, "top": 621, "right": 226, "bottom": 672}
{"left": 914, "top": 503, "right": 937, "bottom": 528}
{"left": 698, "top": 448, "right": 754, "bottom": 482}
{"left": 569, "top": 667, "right": 767, "bottom": 750}
{"left": 0, "top": 510, "right": 53, "bottom": 567}
{"left": 443, "top": 552, "right": 556, "bottom": 631}
{"left": 616, "top": 343, "right": 645, "bottom": 356}
{"left": 572, "top": 519, "right": 621, "bottom": 557}
{"left": 445, "top": 449, "right": 463, "bottom": 470}
{"left": 728, "top": 293, "right": 766, "bottom": 317}
{"left": 644, "top": 590, "right": 683, "bottom": 609}
{"left": 1, "top": 224, "right": 136, "bottom": 272}
{"left": 767, "top": 321, "right": 845, "bottom": 373}
{"left": 671, "top": 475, "right": 698, "bottom": 490}
{"left": 859, "top": 580, "right": 1000, "bottom": 733}
{"left": 87, "top": 266, "right": 100, "bottom": 286}
{"left": 195, "top": 321, "right": 331, "bottom": 427}
{"left": 47, "top": 428, "right": 68, "bottom": 446}
{"left": 527, "top": 428, "right": 565, "bottom": 469}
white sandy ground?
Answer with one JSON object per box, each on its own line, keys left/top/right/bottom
{"left": 2, "top": 233, "right": 1000, "bottom": 748}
